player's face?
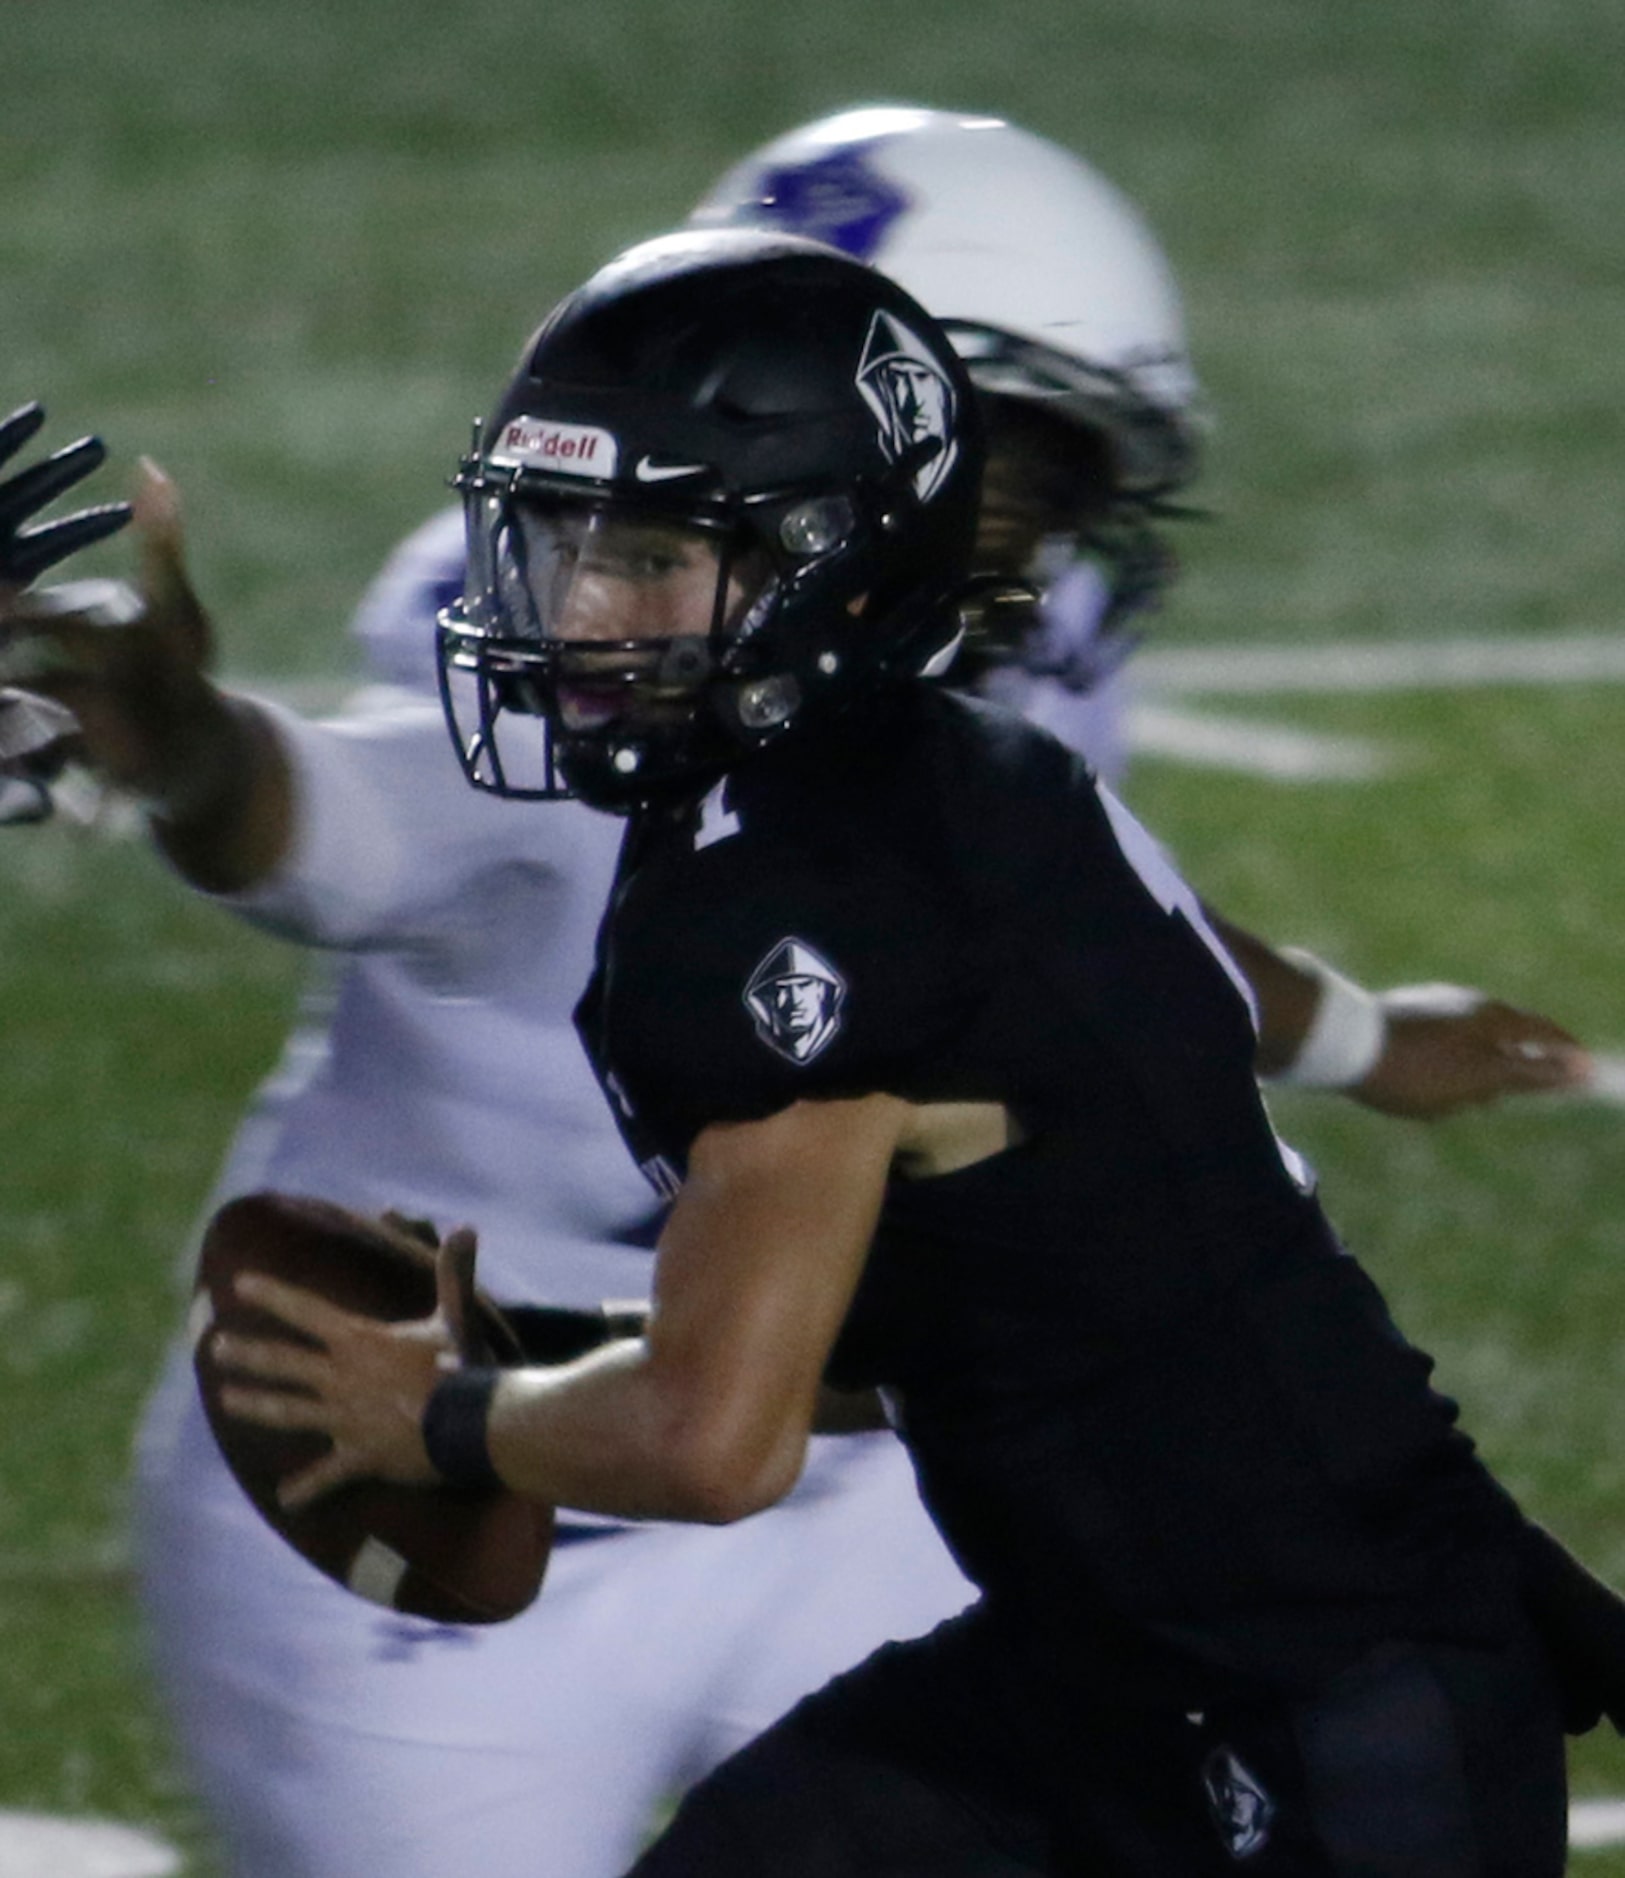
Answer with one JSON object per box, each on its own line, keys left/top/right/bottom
{"left": 502, "top": 502, "right": 768, "bottom": 734}
{"left": 543, "top": 510, "right": 738, "bottom": 646}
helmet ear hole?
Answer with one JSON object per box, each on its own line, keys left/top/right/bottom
{"left": 777, "top": 496, "right": 854, "bottom": 558}
{"left": 656, "top": 638, "right": 713, "bottom": 688}
{"left": 729, "top": 673, "right": 801, "bottom": 732}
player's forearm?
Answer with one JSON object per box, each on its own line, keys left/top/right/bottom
{"left": 151, "top": 689, "right": 296, "bottom": 893}
{"left": 1204, "top": 912, "right": 1321, "bottom": 1075}
{"left": 483, "top": 1338, "right": 808, "bottom": 1524}
{"left": 505, "top": 1306, "right": 889, "bottom": 1436}
{"left": 486, "top": 1093, "right": 900, "bottom": 1513}
{"left": 1207, "top": 907, "right": 1591, "bottom": 1114}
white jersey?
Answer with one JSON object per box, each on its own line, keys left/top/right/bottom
{"left": 219, "top": 705, "right": 657, "bottom": 1308}
{"left": 205, "top": 511, "right": 658, "bottom": 1309}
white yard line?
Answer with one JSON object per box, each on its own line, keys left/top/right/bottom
{"left": 240, "top": 676, "right": 363, "bottom": 713}
{"left": 1578, "top": 1054, "right": 1625, "bottom": 1108}
{"left": 0, "top": 1812, "right": 179, "bottom": 1877}
{"left": 1124, "top": 702, "right": 1389, "bottom": 779}
{"left": 1570, "top": 1797, "right": 1625, "bottom": 1850}
{"left": 1136, "top": 631, "right": 1625, "bottom": 697}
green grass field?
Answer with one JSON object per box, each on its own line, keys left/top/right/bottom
{"left": 6, "top": 0, "right": 1625, "bottom": 1867}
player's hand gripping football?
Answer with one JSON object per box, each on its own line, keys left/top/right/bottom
{"left": 215, "top": 1224, "right": 486, "bottom": 1512}
{"left": 1352, "top": 984, "right": 1592, "bottom": 1119}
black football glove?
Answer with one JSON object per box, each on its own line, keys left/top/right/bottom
{"left": 0, "top": 402, "right": 132, "bottom": 586}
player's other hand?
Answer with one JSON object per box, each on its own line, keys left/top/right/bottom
{"left": 0, "top": 458, "right": 229, "bottom": 809}
{"left": 1352, "top": 984, "right": 1592, "bottom": 1119}
{"left": 0, "top": 401, "right": 132, "bottom": 590}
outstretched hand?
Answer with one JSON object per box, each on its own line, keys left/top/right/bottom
{"left": 215, "top": 1227, "right": 484, "bottom": 1511}
{"left": 0, "top": 459, "right": 220, "bottom": 805}
{"left": 0, "top": 401, "right": 132, "bottom": 588}
{"left": 1353, "top": 984, "right": 1593, "bottom": 1119}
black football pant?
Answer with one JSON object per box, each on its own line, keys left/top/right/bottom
{"left": 625, "top": 1605, "right": 1567, "bottom": 1876}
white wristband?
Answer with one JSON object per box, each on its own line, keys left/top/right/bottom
{"left": 1272, "top": 948, "right": 1387, "bottom": 1089}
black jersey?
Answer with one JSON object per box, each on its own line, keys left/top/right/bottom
{"left": 576, "top": 685, "right": 1521, "bottom": 1707}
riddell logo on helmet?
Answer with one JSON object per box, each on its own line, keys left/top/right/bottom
{"left": 490, "top": 417, "right": 619, "bottom": 479}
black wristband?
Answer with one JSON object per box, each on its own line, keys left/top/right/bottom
{"left": 421, "top": 1366, "right": 503, "bottom": 1490}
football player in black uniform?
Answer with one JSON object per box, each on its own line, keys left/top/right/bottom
{"left": 209, "top": 229, "right": 1591, "bottom": 1873}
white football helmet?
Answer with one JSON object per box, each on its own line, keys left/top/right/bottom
{"left": 690, "top": 105, "right": 1202, "bottom": 498}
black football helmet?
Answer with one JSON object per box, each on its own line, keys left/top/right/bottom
{"left": 436, "top": 228, "right": 985, "bottom": 811}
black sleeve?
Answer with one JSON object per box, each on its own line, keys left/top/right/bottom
{"left": 598, "top": 828, "right": 991, "bottom": 1156}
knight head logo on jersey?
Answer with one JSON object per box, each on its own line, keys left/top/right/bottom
{"left": 1200, "top": 1746, "right": 1275, "bottom": 1860}
{"left": 744, "top": 938, "right": 847, "bottom": 1065}
{"left": 856, "top": 311, "right": 959, "bottom": 502}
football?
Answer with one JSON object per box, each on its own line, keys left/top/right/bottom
{"left": 191, "top": 1190, "right": 554, "bottom": 1624}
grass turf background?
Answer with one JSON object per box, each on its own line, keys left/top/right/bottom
{"left": 5, "top": 0, "right": 1625, "bottom": 1866}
